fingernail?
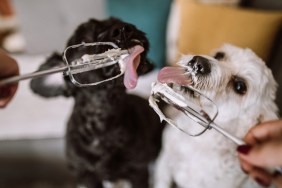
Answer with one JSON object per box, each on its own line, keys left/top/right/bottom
{"left": 255, "top": 177, "right": 270, "bottom": 187}
{"left": 237, "top": 144, "right": 252, "bottom": 155}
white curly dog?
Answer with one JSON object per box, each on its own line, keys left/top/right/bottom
{"left": 154, "top": 44, "right": 279, "bottom": 188}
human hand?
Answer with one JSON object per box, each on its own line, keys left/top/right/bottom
{"left": 237, "top": 120, "right": 282, "bottom": 187}
{"left": 0, "top": 49, "right": 19, "bottom": 108}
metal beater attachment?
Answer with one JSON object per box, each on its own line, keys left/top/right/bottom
{"left": 149, "top": 81, "right": 243, "bottom": 143}
{"left": 0, "top": 42, "right": 129, "bottom": 87}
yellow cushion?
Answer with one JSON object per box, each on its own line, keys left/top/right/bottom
{"left": 177, "top": 0, "right": 282, "bottom": 61}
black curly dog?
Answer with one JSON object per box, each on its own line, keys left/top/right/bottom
{"left": 30, "top": 18, "right": 164, "bottom": 188}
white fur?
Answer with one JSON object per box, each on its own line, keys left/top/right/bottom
{"left": 154, "top": 44, "right": 278, "bottom": 188}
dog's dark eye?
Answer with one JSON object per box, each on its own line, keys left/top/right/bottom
{"left": 123, "top": 25, "right": 133, "bottom": 33}
{"left": 233, "top": 77, "right": 247, "bottom": 95}
{"left": 111, "top": 28, "right": 121, "bottom": 38}
{"left": 214, "top": 52, "right": 225, "bottom": 60}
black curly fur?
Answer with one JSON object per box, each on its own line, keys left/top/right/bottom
{"left": 30, "top": 17, "right": 164, "bottom": 188}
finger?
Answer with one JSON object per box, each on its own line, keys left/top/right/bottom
{"left": 250, "top": 167, "right": 272, "bottom": 187}
{"left": 238, "top": 141, "right": 282, "bottom": 167}
{"left": 240, "top": 158, "right": 272, "bottom": 187}
{"left": 244, "top": 120, "right": 282, "bottom": 145}
{"left": 0, "top": 84, "right": 18, "bottom": 108}
{"left": 0, "top": 49, "right": 19, "bottom": 78}
{"left": 240, "top": 157, "right": 252, "bottom": 174}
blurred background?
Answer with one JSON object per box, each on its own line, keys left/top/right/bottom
{"left": 0, "top": 0, "right": 281, "bottom": 187}
{"left": 13, "top": 0, "right": 106, "bottom": 54}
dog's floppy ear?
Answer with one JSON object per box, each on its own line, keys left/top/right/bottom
{"left": 30, "top": 53, "right": 72, "bottom": 98}
{"left": 259, "top": 100, "right": 279, "bottom": 123}
{"left": 258, "top": 68, "right": 279, "bottom": 122}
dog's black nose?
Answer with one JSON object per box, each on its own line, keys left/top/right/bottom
{"left": 188, "top": 56, "right": 211, "bottom": 75}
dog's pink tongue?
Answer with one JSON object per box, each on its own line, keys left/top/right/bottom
{"left": 124, "top": 45, "right": 144, "bottom": 89}
{"left": 158, "top": 67, "right": 193, "bottom": 85}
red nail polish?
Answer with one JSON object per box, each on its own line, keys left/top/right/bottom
{"left": 255, "top": 177, "right": 270, "bottom": 187}
{"left": 237, "top": 145, "right": 252, "bottom": 155}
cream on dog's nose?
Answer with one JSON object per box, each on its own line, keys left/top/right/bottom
{"left": 188, "top": 56, "right": 211, "bottom": 75}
